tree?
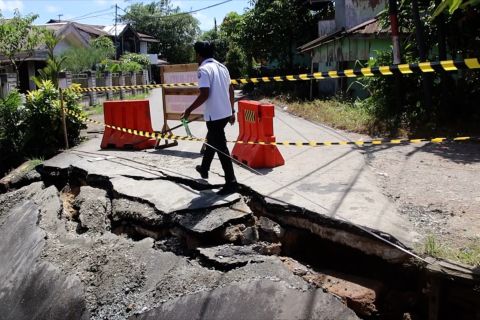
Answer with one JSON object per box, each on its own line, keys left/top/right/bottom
{"left": 62, "top": 37, "right": 115, "bottom": 73}
{"left": 0, "top": 10, "right": 44, "bottom": 86}
{"left": 121, "top": 1, "right": 200, "bottom": 64}
{"left": 32, "top": 30, "right": 66, "bottom": 87}
{"left": 219, "top": 12, "right": 244, "bottom": 45}
{"left": 91, "top": 36, "right": 115, "bottom": 58}
{"left": 199, "top": 29, "right": 228, "bottom": 63}
{"left": 225, "top": 46, "right": 246, "bottom": 79}
{"left": 239, "top": 0, "right": 316, "bottom": 72}
{"left": 433, "top": 0, "right": 480, "bottom": 16}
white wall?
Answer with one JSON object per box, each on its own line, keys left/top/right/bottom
{"left": 140, "top": 41, "right": 148, "bottom": 54}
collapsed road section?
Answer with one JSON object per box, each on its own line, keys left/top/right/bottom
{"left": 0, "top": 159, "right": 479, "bottom": 320}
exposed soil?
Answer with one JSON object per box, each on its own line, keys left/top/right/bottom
{"left": 361, "top": 141, "right": 480, "bottom": 251}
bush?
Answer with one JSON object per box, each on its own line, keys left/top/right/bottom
{"left": 0, "top": 90, "right": 25, "bottom": 176}
{"left": 225, "top": 46, "right": 246, "bottom": 79}
{"left": 120, "top": 53, "right": 150, "bottom": 68}
{"left": 23, "top": 81, "right": 86, "bottom": 157}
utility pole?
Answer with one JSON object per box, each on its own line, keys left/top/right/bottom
{"left": 388, "top": 0, "right": 402, "bottom": 133}
{"left": 114, "top": 4, "right": 118, "bottom": 60}
{"left": 58, "top": 14, "right": 63, "bottom": 22}
{"left": 388, "top": 0, "right": 401, "bottom": 64}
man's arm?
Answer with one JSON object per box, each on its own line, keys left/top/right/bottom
{"left": 228, "top": 84, "right": 236, "bottom": 125}
{"left": 229, "top": 84, "right": 234, "bottom": 111}
{"left": 181, "top": 87, "right": 209, "bottom": 120}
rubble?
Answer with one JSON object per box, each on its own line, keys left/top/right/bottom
{"left": 0, "top": 163, "right": 478, "bottom": 320}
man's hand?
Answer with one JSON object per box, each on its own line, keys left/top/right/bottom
{"left": 229, "top": 112, "right": 236, "bottom": 125}
{"left": 181, "top": 108, "right": 191, "bottom": 121}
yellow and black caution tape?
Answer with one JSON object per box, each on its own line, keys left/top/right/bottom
{"left": 66, "top": 109, "right": 204, "bottom": 142}
{"left": 231, "top": 58, "right": 480, "bottom": 85}
{"left": 66, "top": 109, "right": 479, "bottom": 147}
{"left": 67, "top": 58, "right": 480, "bottom": 92}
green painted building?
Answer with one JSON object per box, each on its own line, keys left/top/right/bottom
{"left": 300, "top": 0, "right": 391, "bottom": 97}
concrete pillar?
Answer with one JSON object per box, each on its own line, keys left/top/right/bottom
{"left": 0, "top": 73, "right": 17, "bottom": 98}
{"left": 27, "top": 61, "right": 36, "bottom": 90}
{"left": 119, "top": 72, "right": 126, "bottom": 100}
{"left": 86, "top": 71, "right": 97, "bottom": 106}
{"left": 58, "top": 71, "right": 72, "bottom": 90}
{"left": 104, "top": 71, "right": 113, "bottom": 100}
{"left": 130, "top": 72, "right": 137, "bottom": 96}
{"left": 142, "top": 69, "right": 148, "bottom": 93}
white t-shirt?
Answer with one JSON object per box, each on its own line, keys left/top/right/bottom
{"left": 197, "top": 58, "right": 232, "bottom": 121}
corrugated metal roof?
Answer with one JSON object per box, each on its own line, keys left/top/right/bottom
{"left": 298, "top": 17, "right": 390, "bottom": 53}
{"left": 102, "top": 24, "right": 128, "bottom": 36}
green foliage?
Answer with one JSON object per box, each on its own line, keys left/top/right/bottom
{"left": 121, "top": 1, "right": 200, "bottom": 63}
{"left": 120, "top": 61, "right": 143, "bottom": 73}
{"left": 219, "top": 12, "right": 244, "bottom": 45}
{"left": 23, "top": 81, "right": 86, "bottom": 157}
{"left": 0, "top": 10, "right": 44, "bottom": 84}
{"left": 200, "top": 29, "right": 228, "bottom": 63}
{"left": 273, "top": 97, "right": 376, "bottom": 134}
{"left": 91, "top": 36, "right": 115, "bottom": 58}
{"left": 98, "top": 59, "right": 121, "bottom": 73}
{"left": 0, "top": 84, "right": 85, "bottom": 176}
{"left": 357, "top": 1, "right": 480, "bottom": 135}
{"left": 120, "top": 53, "right": 150, "bottom": 68}
{"left": 239, "top": 0, "right": 316, "bottom": 72}
{"left": 421, "top": 234, "right": 480, "bottom": 266}
{"left": 0, "top": 90, "right": 25, "bottom": 174}
{"left": 32, "top": 30, "right": 66, "bottom": 87}
{"left": 225, "top": 46, "right": 246, "bottom": 79}
{"left": 433, "top": 0, "right": 480, "bottom": 17}
{"left": 62, "top": 37, "right": 115, "bottom": 73}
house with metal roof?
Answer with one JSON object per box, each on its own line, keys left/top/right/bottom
{"left": 0, "top": 21, "right": 160, "bottom": 91}
{"left": 300, "top": 0, "right": 391, "bottom": 97}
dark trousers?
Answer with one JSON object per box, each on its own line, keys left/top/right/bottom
{"left": 201, "top": 116, "right": 236, "bottom": 184}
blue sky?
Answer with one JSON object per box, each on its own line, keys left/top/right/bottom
{"left": 0, "top": 0, "right": 251, "bottom": 31}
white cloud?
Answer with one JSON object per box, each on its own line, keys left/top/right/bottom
{"left": 46, "top": 5, "right": 59, "bottom": 13}
{"left": 193, "top": 12, "right": 215, "bottom": 31}
{"left": 0, "top": 0, "right": 24, "bottom": 12}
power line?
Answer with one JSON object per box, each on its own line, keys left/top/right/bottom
{"left": 69, "top": 13, "right": 114, "bottom": 22}
{"left": 121, "top": 0, "right": 233, "bottom": 20}
{"left": 68, "top": 7, "right": 114, "bottom": 21}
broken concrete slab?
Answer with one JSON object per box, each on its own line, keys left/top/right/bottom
{"left": 197, "top": 243, "right": 278, "bottom": 269}
{"left": 0, "top": 161, "right": 42, "bottom": 193}
{"left": 0, "top": 200, "right": 89, "bottom": 320}
{"left": 240, "top": 225, "right": 259, "bottom": 245}
{"left": 111, "top": 175, "right": 240, "bottom": 213}
{"left": 131, "top": 279, "right": 359, "bottom": 320}
{"left": 258, "top": 216, "right": 285, "bottom": 242}
{"left": 0, "top": 181, "right": 44, "bottom": 217}
{"left": 112, "top": 198, "right": 163, "bottom": 226}
{"left": 74, "top": 186, "right": 111, "bottom": 234}
{"left": 43, "top": 149, "right": 164, "bottom": 180}
{"left": 176, "top": 198, "right": 253, "bottom": 234}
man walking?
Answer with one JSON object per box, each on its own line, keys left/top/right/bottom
{"left": 181, "top": 41, "right": 237, "bottom": 195}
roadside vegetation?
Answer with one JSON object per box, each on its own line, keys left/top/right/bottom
{"left": 421, "top": 235, "right": 480, "bottom": 266}
{"left": 84, "top": 92, "right": 150, "bottom": 116}
{"left": 271, "top": 98, "right": 378, "bottom": 136}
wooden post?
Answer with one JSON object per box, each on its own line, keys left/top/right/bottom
{"left": 59, "top": 88, "right": 69, "bottom": 149}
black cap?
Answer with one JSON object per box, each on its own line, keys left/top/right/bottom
{"left": 194, "top": 41, "right": 214, "bottom": 59}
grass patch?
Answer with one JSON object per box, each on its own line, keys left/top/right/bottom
{"left": 27, "top": 158, "right": 44, "bottom": 169}
{"left": 420, "top": 234, "right": 480, "bottom": 267}
{"left": 272, "top": 98, "right": 377, "bottom": 135}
